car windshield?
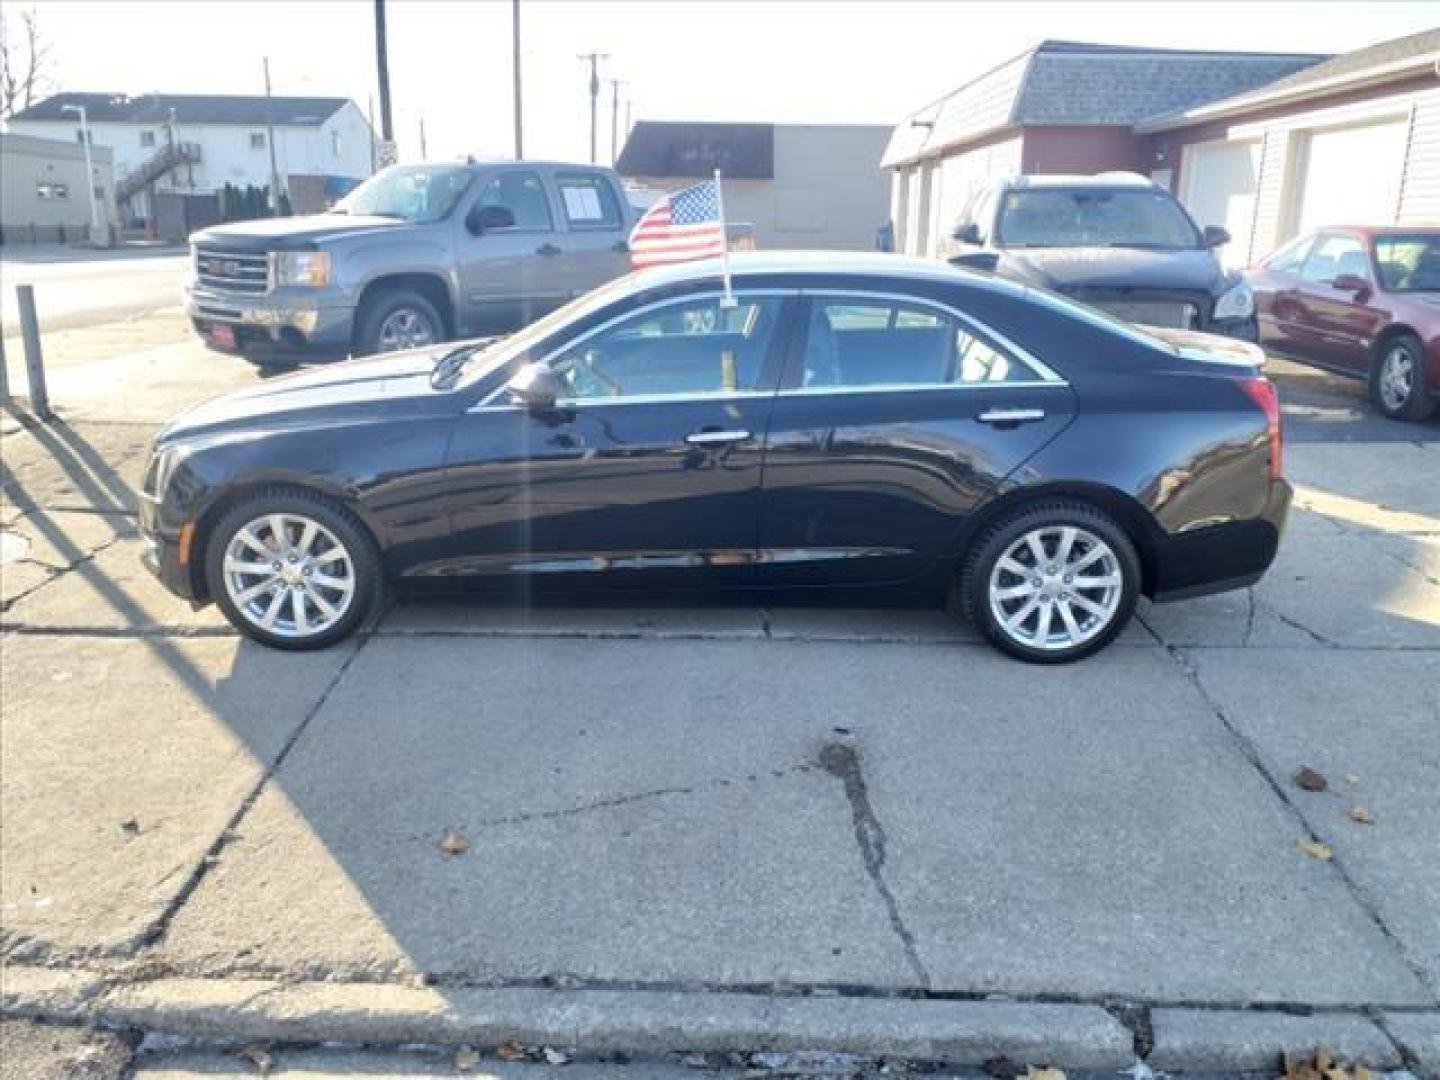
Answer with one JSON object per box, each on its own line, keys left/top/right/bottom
{"left": 1374, "top": 235, "right": 1440, "bottom": 292}
{"left": 331, "top": 165, "right": 474, "bottom": 223}
{"left": 996, "top": 189, "right": 1201, "bottom": 249}
{"left": 445, "top": 274, "right": 640, "bottom": 388}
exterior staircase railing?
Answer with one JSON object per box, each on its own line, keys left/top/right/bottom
{"left": 116, "top": 141, "right": 202, "bottom": 204}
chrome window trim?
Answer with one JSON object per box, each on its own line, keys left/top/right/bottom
{"left": 471, "top": 288, "right": 799, "bottom": 411}
{"left": 776, "top": 381, "right": 1067, "bottom": 398}
{"left": 797, "top": 288, "right": 1067, "bottom": 387}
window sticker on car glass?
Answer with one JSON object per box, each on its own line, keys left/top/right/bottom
{"left": 563, "top": 185, "right": 604, "bottom": 221}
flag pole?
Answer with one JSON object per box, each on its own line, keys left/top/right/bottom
{"left": 714, "top": 168, "right": 737, "bottom": 309}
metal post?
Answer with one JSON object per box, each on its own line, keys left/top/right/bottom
{"left": 17, "top": 286, "right": 51, "bottom": 419}
{"left": 0, "top": 328, "right": 10, "bottom": 403}
{"left": 511, "top": 0, "right": 524, "bottom": 159}
{"left": 263, "top": 58, "right": 284, "bottom": 215}
{"left": 419, "top": 117, "right": 428, "bottom": 159}
{"left": 62, "top": 104, "right": 103, "bottom": 246}
{"left": 609, "top": 78, "right": 621, "bottom": 163}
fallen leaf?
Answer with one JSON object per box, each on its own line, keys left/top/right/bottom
{"left": 240, "top": 1044, "right": 273, "bottom": 1075}
{"left": 1294, "top": 766, "right": 1328, "bottom": 792}
{"left": 1297, "top": 838, "right": 1334, "bottom": 861}
{"left": 1023, "top": 1069, "right": 1067, "bottom": 1080}
{"left": 119, "top": 818, "right": 140, "bottom": 837}
{"left": 1348, "top": 807, "right": 1374, "bottom": 825}
{"left": 438, "top": 828, "right": 470, "bottom": 857}
{"left": 497, "top": 1041, "right": 529, "bottom": 1061}
{"left": 454, "top": 1045, "right": 480, "bottom": 1071}
{"left": 543, "top": 1047, "right": 570, "bottom": 1065}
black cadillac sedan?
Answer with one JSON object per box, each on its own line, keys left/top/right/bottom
{"left": 140, "top": 252, "right": 1291, "bottom": 663}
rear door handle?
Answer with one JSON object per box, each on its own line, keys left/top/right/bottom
{"left": 536, "top": 243, "right": 562, "bottom": 256}
{"left": 978, "top": 408, "right": 1046, "bottom": 426}
{"left": 684, "top": 429, "right": 751, "bottom": 446}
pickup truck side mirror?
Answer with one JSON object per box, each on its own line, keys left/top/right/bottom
{"left": 467, "top": 204, "right": 516, "bottom": 236}
{"left": 1330, "top": 273, "right": 1371, "bottom": 296}
{"left": 949, "top": 251, "right": 1000, "bottom": 272}
{"left": 505, "top": 361, "right": 564, "bottom": 410}
{"left": 951, "top": 221, "right": 982, "bottom": 245}
{"left": 1202, "top": 225, "right": 1232, "bottom": 249}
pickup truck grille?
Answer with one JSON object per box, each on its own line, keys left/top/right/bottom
{"left": 194, "top": 247, "right": 270, "bottom": 295}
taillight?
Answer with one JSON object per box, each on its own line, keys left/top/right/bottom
{"left": 1237, "top": 376, "right": 1282, "bottom": 480}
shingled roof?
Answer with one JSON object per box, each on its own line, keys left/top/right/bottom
{"left": 884, "top": 40, "right": 1328, "bottom": 167}
{"left": 11, "top": 92, "right": 351, "bottom": 126}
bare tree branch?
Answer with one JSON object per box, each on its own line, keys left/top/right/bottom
{"left": 0, "top": 7, "right": 54, "bottom": 121}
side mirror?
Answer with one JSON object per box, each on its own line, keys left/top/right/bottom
{"left": 1330, "top": 273, "right": 1370, "bottom": 295}
{"left": 951, "top": 221, "right": 982, "bottom": 245}
{"left": 467, "top": 203, "right": 516, "bottom": 235}
{"left": 505, "top": 361, "right": 564, "bottom": 410}
{"left": 1202, "top": 226, "right": 1232, "bottom": 249}
{"left": 949, "top": 251, "right": 1000, "bottom": 272}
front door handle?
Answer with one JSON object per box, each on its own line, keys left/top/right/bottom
{"left": 977, "top": 407, "right": 1046, "bottom": 426}
{"left": 612, "top": 240, "right": 629, "bottom": 252}
{"left": 684, "top": 428, "right": 751, "bottom": 446}
{"left": 536, "top": 243, "right": 562, "bottom": 256}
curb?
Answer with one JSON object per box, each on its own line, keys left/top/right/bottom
{"left": 1, "top": 967, "right": 1133, "bottom": 1067}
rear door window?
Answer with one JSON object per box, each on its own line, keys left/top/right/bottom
{"left": 1300, "top": 234, "right": 1368, "bottom": 286}
{"left": 476, "top": 171, "right": 553, "bottom": 231}
{"left": 555, "top": 172, "right": 623, "bottom": 230}
{"left": 797, "top": 296, "right": 1044, "bottom": 389}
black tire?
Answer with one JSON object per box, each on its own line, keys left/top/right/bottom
{"left": 205, "top": 487, "right": 384, "bottom": 651}
{"left": 960, "top": 499, "right": 1141, "bottom": 664}
{"left": 1369, "top": 333, "right": 1437, "bottom": 422}
{"left": 353, "top": 287, "right": 445, "bottom": 357}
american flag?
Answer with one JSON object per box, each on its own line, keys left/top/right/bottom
{"left": 628, "top": 180, "right": 726, "bottom": 269}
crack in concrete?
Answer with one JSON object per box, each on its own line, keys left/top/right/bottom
{"left": 0, "top": 530, "right": 129, "bottom": 612}
{"left": 1242, "top": 588, "right": 1257, "bottom": 648}
{"left": 1165, "top": 644, "right": 1438, "bottom": 1005}
{"left": 818, "top": 741, "right": 930, "bottom": 992}
{"left": 1307, "top": 505, "right": 1440, "bottom": 590}
{"left": 126, "top": 631, "right": 376, "bottom": 956}
{"left": 1252, "top": 595, "right": 1338, "bottom": 648}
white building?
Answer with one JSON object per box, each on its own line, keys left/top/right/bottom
{"left": 8, "top": 92, "right": 374, "bottom": 232}
{"left": 1, "top": 131, "right": 118, "bottom": 245}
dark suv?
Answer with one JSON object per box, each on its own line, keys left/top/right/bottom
{"left": 944, "top": 173, "right": 1256, "bottom": 340}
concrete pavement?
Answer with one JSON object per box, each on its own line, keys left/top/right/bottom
{"left": 3, "top": 332, "right": 1439, "bottom": 1072}
{"left": 1, "top": 249, "right": 189, "bottom": 335}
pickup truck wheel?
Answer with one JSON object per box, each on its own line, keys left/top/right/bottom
{"left": 355, "top": 289, "right": 444, "bottom": 356}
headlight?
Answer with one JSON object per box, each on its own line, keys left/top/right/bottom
{"left": 274, "top": 251, "right": 332, "bottom": 287}
{"left": 1214, "top": 280, "right": 1254, "bottom": 322}
{"left": 146, "top": 443, "right": 193, "bottom": 498}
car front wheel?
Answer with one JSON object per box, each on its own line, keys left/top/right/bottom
{"left": 206, "top": 489, "right": 383, "bottom": 650}
{"left": 1371, "top": 334, "right": 1437, "bottom": 422}
{"left": 961, "top": 500, "right": 1140, "bottom": 663}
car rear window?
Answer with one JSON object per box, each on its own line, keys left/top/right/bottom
{"left": 1375, "top": 235, "right": 1440, "bottom": 292}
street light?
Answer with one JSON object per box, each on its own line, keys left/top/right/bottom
{"left": 61, "top": 103, "right": 105, "bottom": 246}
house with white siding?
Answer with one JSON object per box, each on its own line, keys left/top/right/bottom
{"left": 885, "top": 28, "right": 1440, "bottom": 267}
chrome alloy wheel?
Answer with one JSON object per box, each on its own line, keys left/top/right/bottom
{"left": 1379, "top": 344, "right": 1415, "bottom": 412}
{"left": 222, "top": 513, "right": 355, "bottom": 639}
{"left": 987, "top": 525, "right": 1124, "bottom": 652}
{"left": 376, "top": 307, "right": 437, "bottom": 352}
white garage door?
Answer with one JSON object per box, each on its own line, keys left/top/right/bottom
{"left": 1182, "top": 139, "right": 1261, "bottom": 269}
{"left": 1295, "top": 118, "right": 1408, "bottom": 235}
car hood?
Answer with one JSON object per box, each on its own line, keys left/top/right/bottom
{"left": 158, "top": 350, "right": 447, "bottom": 444}
{"left": 998, "top": 247, "right": 1226, "bottom": 294}
{"left": 189, "top": 213, "right": 420, "bottom": 252}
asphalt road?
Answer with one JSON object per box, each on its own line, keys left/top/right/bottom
{"left": 0, "top": 249, "right": 188, "bottom": 335}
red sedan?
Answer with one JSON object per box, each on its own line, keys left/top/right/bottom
{"left": 1249, "top": 226, "right": 1440, "bottom": 422}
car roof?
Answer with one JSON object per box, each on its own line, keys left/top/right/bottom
{"left": 1317, "top": 225, "right": 1440, "bottom": 239}
{"left": 621, "top": 250, "right": 1026, "bottom": 298}
{"left": 997, "top": 172, "right": 1159, "bottom": 191}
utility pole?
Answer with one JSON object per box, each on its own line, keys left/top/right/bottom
{"left": 367, "top": 95, "right": 377, "bottom": 173}
{"left": 419, "top": 117, "right": 428, "bottom": 159}
{"left": 374, "top": 0, "right": 394, "bottom": 143}
{"left": 263, "top": 57, "right": 283, "bottom": 216}
{"left": 577, "top": 52, "right": 608, "bottom": 164}
{"left": 608, "top": 78, "right": 623, "bottom": 163}
{"left": 511, "top": 0, "right": 523, "bottom": 159}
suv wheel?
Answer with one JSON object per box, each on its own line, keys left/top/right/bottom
{"left": 206, "top": 489, "right": 383, "bottom": 650}
{"left": 355, "top": 288, "right": 445, "bottom": 356}
{"left": 961, "top": 500, "right": 1140, "bottom": 664}
{"left": 1370, "top": 334, "right": 1437, "bottom": 422}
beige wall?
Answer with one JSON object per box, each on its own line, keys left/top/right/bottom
{"left": 634, "top": 124, "right": 891, "bottom": 251}
{"left": 1, "top": 132, "right": 117, "bottom": 244}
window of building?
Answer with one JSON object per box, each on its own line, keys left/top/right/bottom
{"left": 250, "top": 131, "right": 267, "bottom": 150}
{"left": 800, "top": 296, "right": 1041, "bottom": 389}
{"left": 139, "top": 130, "right": 155, "bottom": 148}
{"left": 549, "top": 295, "right": 782, "bottom": 400}
{"left": 555, "top": 172, "right": 621, "bottom": 229}
{"left": 36, "top": 181, "right": 70, "bottom": 200}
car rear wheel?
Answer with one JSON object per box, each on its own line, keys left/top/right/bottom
{"left": 206, "top": 489, "right": 383, "bottom": 650}
{"left": 354, "top": 288, "right": 445, "bottom": 356}
{"left": 961, "top": 500, "right": 1140, "bottom": 664}
{"left": 1370, "top": 334, "right": 1437, "bottom": 422}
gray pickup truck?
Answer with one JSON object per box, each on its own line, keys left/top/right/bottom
{"left": 184, "top": 161, "right": 634, "bottom": 360}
